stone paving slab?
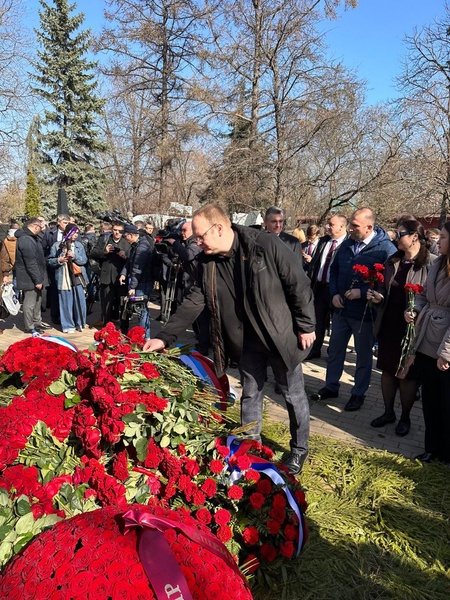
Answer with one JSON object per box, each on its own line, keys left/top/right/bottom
{"left": 0, "top": 301, "right": 425, "bottom": 460}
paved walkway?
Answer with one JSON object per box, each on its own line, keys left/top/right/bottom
{"left": 0, "top": 300, "right": 425, "bottom": 460}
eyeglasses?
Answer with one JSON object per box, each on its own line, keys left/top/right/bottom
{"left": 195, "top": 223, "right": 217, "bottom": 242}
{"left": 396, "top": 231, "right": 414, "bottom": 238}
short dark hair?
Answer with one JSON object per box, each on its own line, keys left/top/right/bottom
{"left": 26, "top": 217, "right": 41, "bottom": 227}
{"left": 264, "top": 206, "right": 284, "bottom": 220}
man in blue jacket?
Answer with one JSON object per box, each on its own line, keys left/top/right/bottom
{"left": 312, "top": 208, "right": 396, "bottom": 411}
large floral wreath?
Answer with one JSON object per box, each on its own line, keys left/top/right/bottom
{"left": 0, "top": 324, "right": 307, "bottom": 595}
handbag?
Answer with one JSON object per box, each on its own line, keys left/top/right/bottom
{"left": 1, "top": 283, "right": 20, "bottom": 316}
{"left": 72, "top": 262, "right": 82, "bottom": 276}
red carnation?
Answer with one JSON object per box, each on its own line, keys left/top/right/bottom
{"left": 284, "top": 522, "right": 298, "bottom": 541}
{"left": 209, "top": 459, "right": 224, "bottom": 474}
{"left": 196, "top": 508, "right": 212, "bottom": 525}
{"left": 256, "top": 478, "right": 272, "bottom": 496}
{"left": 244, "top": 469, "right": 260, "bottom": 482}
{"left": 373, "top": 263, "right": 385, "bottom": 272}
{"left": 267, "top": 519, "right": 281, "bottom": 534}
{"left": 249, "top": 492, "right": 266, "bottom": 510}
{"left": 214, "top": 508, "right": 231, "bottom": 525}
{"left": 242, "top": 526, "right": 259, "bottom": 545}
{"left": 201, "top": 478, "right": 217, "bottom": 498}
{"left": 227, "top": 485, "right": 244, "bottom": 500}
{"left": 217, "top": 525, "right": 233, "bottom": 543}
{"left": 280, "top": 540, "right": 295, "bottom": 558}
{"left": 235, "top": 454, "right": 252, "bottom": 470}
{"left": 260, "top": 543, "right": 277, "bottom": 562}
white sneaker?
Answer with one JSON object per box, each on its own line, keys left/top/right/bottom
{"left": 63, "top": 328, "right": 76, "bottom": 334}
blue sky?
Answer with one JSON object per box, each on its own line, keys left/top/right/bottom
{"left": 26, "top": 0, "right": 448, "bottom": 105}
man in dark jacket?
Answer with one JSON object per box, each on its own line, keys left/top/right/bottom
{"left": 120, "top": 223, "right": 154, "bottom": 339}
{"left": 306, "top": 213, "right": 348, "bottom": 360}
{"left": 312, "top": 208, "right": 396, "bottom": 411}
{"left": 15, "top": 218, "right": 47, "bottom": 333}
{"left": 143, "top": 204, "right": 316, "bottom": 475}
{"left": 89, "top": 221, "right": 130, "bottom": 327}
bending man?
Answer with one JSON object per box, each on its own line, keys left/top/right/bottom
{"left": 143, "top": 204, "right": 316, "bottom": 475}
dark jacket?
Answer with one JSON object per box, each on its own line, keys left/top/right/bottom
{"left": 278, "top": 231, "right": 303, "bottom": 263}
{"left": 157, "top": 225, "right": 316, "bottom": 376}
{"left": 90, "top": 233, "right": 130, "bottom": 285}
{"left": 42, "top": 227, "right": 62, "bottom": 257}
{"left": 121, "top": 235, "right": 154, "bottom": 289}
{"left": 329, "top": 226, "right": 396, "bottom": 321}
{"left": 171, "top": 236, "right": 202, "bottom": 297}
{"left": 308, "top": 234, "right": 349, "bottom": 288}
{"left": 15, "top": 227, "right": 46, "bottom": 291}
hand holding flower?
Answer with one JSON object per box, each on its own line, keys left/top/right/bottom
{"left": 344, "top": 288, "right": 361, "bottom": 301}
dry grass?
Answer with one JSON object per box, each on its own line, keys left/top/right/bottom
{"left": 257, "top": 420, "right": 450, "bottom": 600}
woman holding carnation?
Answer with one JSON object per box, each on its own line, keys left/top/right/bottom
{"left": 404, "top": 222, "right": 450, "bottom": 463}
{"left": 47, "top": 224, "right": 88, "bottom": 333}
{"left": 367, "top": 220, "right": 436, "bottom": 436}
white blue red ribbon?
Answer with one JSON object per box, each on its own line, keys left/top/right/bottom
{"left": 31, "top": 332, "right": 78, "bottom": 352}
{"left": 226, "top": 436, "right": 306, "bottom": 555}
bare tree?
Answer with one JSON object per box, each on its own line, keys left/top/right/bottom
{"left": 98, "top": 0, "right": 211, "bottom": 213}
{"left": 397, "top": 7, "right": 450, "bottom": 225}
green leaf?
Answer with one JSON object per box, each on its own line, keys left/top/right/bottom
{"left": 48, "top": 380, "right": 67, "bottom": 395}
{"left": 16, "top": 496, "right": 31, "bottom": 516}
{"left": 181, "top": 385, "right": 196, "bottom": 401}
{"left": 64, "top": 394, "right": 81, "bottom": 408}
{"left": 13, "top": 532, "right": 34, "bottom": 554}
{"left": 135, "top": 437, "right": 149, "bottom": 462}
{"left": 160, "top": 435, "right": 171, "bottom": 448}
{"left": 15, "top": 513, "right": 35, "bottom": 535}
{"left": 173, "top": 423, "right": 187, "bottom": 435}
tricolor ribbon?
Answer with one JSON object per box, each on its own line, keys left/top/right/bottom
{"left": 178, "top": 351, "right": 237, "bottom": 411}
{"left": 31, "top": 332, "right": 78, "bottom": 352}
{"left": 123, "top": 508, "right": 250, "bottom": 600}
{"left": 226, "top": 436, "right": 307, "bottom": 555}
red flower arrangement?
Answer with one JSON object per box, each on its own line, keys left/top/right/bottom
{"left": 396, "top": 283, "right": 424, "bottom": 378}
{"left": 0, "top": 505, "right": 253, "bottom": 600}
{"left": 0, "top": 325, "right": 308, "bottom": 592}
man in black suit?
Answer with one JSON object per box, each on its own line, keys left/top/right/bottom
{"left": 264, "top": 206, "right": 303, "bottom": 263}
{"left": 306, "top": 213, "right": 348, "bottom": 359}
{"left": 42, "top": 214, "right": 70, "bottom": 324}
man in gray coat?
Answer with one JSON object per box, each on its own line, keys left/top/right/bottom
{"left": 15, "top": 218, "right": 47, "bottom": 333}
{"left": 144, "top": 204, "right": 316, "bottom": 475}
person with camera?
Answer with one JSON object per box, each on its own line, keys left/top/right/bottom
{"left": 89, "top": 220, "right": 130, "bottom": 328}
{"left": 119, "top": 223, "right": 154, "bottom": 339}
{"left": 164, "top": 220, "right": 211, "bottom": 354}
{"left": 47, "top": 224, "right": 88, "bottom": 334}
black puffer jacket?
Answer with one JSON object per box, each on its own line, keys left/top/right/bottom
{"left": 121, "top": 235, "right": 154, "bottom": 289}
{"left": 157, "top": 225, "right": 315, "bottom": 376}
{"left": 15, "top": 227, "right": 46, "bottom": 291}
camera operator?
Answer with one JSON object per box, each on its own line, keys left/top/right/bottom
{"left": 119, "top": 223, "right": 154, "bottom": 339}
{"left": 165, "top": 221, "right": 211, "bottom": 355}
{"left": 89, "top": 220, "right": 130, "bottom": 328}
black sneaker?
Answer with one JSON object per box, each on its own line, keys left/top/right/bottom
{"left": 284, "top": 452, "right": 308, "bottom": 475}
{"left": 36, "top": 322, "right": 52, "bottom": 330}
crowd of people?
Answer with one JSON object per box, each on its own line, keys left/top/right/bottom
{"left": 1, "top": 204, "right": 449, "bottom": 472}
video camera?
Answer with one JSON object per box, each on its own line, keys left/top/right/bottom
{"left": 155, "top": 218, "right": 186, "bottom": 259}
{"left": 96, "top": 209, "right": 130, "bottom": 226}
{"left": 121, "top": 294, "right": 149, "bottom": 321}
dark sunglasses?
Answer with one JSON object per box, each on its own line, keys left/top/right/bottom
{"left": 396, "top": 231, "right": 414, "bottom": 238}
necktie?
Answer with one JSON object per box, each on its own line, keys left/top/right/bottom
{"left": 308, "top": 242, "right": 313, "bottom": 255}
{"left": 321, "top": 239, "right": 337, "bottom": 283}
{"left": 354, "top": 241, "right": 364, "bottom": 255}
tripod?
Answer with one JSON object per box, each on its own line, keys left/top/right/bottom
{"left": 161, "top": 261, "right": 182, "bottom": 323}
